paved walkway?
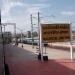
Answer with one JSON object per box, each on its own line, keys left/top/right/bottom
{"left": 2, "top": 44, "right": 75, "bottom": 75}
{"left": 8, "top": 60, "right": 75, "bottom": 75}
{"left": 5, "top": 44, "right": 37, "bottom": 62}
{"left": 18, "top": 43, "right": 75, "bottom": 59}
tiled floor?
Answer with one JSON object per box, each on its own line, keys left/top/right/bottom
{"left": 7, "top": 60, "right": 75, "bottom": 75}
{"left": 4, "top": 44, "right": 75, "bottom": 75}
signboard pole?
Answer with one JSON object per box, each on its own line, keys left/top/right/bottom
{"left": 40, "top": 24, "right": 43, "bottom": 61}
{"left": 70, "top": 23, "right": 73, "bottom": 60}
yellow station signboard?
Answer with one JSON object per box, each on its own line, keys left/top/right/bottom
{"left": 41, "top": 23, "right": 70, "bottom": 42}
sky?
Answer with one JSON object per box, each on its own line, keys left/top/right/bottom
{"left": 0, "top": 0, "right": 75, "bottom": 33}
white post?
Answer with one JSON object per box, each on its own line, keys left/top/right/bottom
{"left": 40, "top": 23, "right": 43, "bottom": 61}
{"left": 70, "top": 23, "right": 73, "bottom": 60}
{"left": 70, "top": 42, "right": 73, "bottom": 60}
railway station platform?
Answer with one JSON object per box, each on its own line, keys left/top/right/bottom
{"left": 7, "top": 59, "right": 75, "bottom": 75}
{"left": 1, "top": 44, "right": 75, "bottom": 75}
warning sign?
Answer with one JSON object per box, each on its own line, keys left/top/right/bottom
{"left": 41, "top": 23, "right": 70, "bottom": 42}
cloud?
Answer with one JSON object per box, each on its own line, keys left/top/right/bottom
{"left": 2, "top": 1, "right": 24, "bottom": 16}
{"left": 1, "top": 0, "right": 52, "bottom": 32}
{"left": 1, "top": 1, "right": 47, "bottom": 22}
{"left": 26, "top": 3, "right": 51, "bottom": 16}
{"left": 1, "top": 0, "right": 25, "bottom": 23}
{"left": 1, "top": 0, "right": 51, "bottom": 18}
{"left": 27, "top": 7, "right": 41, "bottom": 14}
{"left": 61, "top": 11, "right": 75, "bottom": 16}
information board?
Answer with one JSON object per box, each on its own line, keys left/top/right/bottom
{"left": 41, "top": 23, "right": 70, "bottom": 42}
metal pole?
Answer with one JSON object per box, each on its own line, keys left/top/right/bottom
{"left": 1, "top": 25, "right": 6, "bottom": 44}
{"left": 4, "top": 25, "right": 5, "bottom": 33}
{"left": 0, "top": 10, "right": 6, "bottom": 75}
{"left": 14, "top": 24, "right": 16, "bottom": 45}
{"left": 38, "top": 12, "right": 41, "bottom": 54}
{"left": 21, "top": 31, "right": 23, "bottom": 47}
{"left": 21, "top": 31, "right": 22, "bottom": 43}
{"left": 40, "top": 22, "right": 43, "bottom": 61}
{"left": 31, "top": 14, "right": 34, "bottom": 48}
{"left": 38, "top": 12, "right": 43, "bottom": 61}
